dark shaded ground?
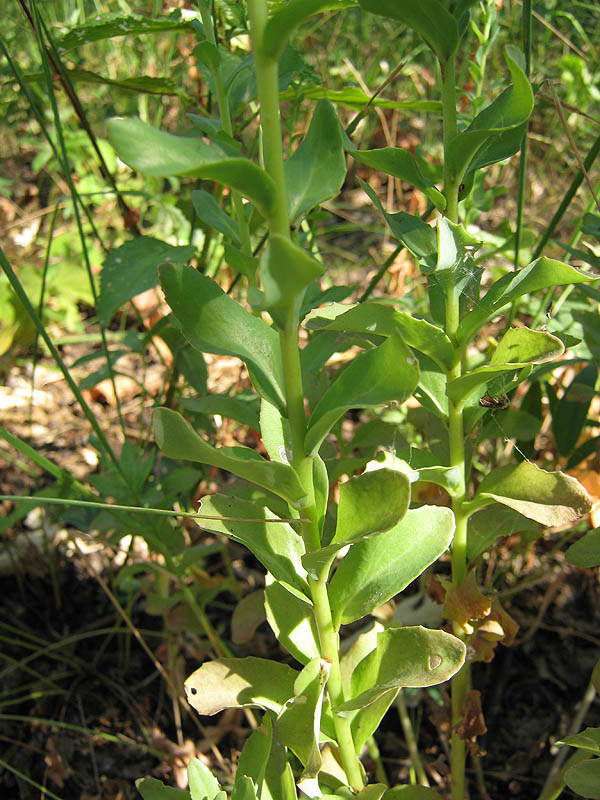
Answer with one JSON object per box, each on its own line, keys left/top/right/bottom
{"left": 1, "top": 487, "right": 598, "bottom": 800}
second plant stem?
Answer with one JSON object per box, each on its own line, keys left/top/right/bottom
{"left": 441, "top": 51, "right": 470, "bottom": 800}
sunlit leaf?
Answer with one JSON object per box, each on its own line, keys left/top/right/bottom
{"left": 154, "top": 408, "right": 307, "bottom": 509}
{"left": 305, "top": 333, "right": 419, "bottom": 455}
{"left": 473, "top": 462, "right": 592, "bottom": 526}
{"left": 185, "top": 657, "right": 298, "bottom": 715}
{"left": 329, "top": 506, "right": 455, "bottom": 626}
{"left": 159, "top": 264, "right": 285, "bottom": 411}
{"left": 107, "top": 117, "right": 277, "bottom": 217}
{"left": 339, "top": 626, "right": 465, "bottom": 711}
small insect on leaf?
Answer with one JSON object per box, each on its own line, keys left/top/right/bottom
{"left": 479, "top": 392, "right": 510, "bottom": 410}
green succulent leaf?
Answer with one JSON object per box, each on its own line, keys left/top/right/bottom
{"left": 284, "top": 100, "right": 346, "bottom": 221}
{"left": 159, "top": 264, "right": 286, "bottom": 411}
{"left": 135, "top": 777, "right": 191, "bottom": 800}
{"left": 446, "top": 46, "right": 533, "bottom": 186}
{"left": 565, "top": 528, "right": 600, "bottom": 568}
{"left": 448, "top": 328, "right": 565, "bottom": 408}
{"left": 558, "top": 728, "right": 600, "bottom": 754}
{"left": 277, "top": 658, "right": 330, "bottom": 777}
{"left": 185, "top": 657, "right": 298, "bottom": 715}
{"left": 264, "top": 574, "right": 320, "bottom": 664}
{"left": 457, "top": 257, "right": 595, "bottom": 346}
{"left": 154, "top": 409, "right": 308, "bottom": 509}
{"left": 473, "top": 462, "right": 593, "bottom": 526}
{"left": 98, "top": 237, "right": 195, "bottom": 327}
{"left": 107, "top": 117, "right": 277, "bottom": 217}
{"left": 188, "top": 759, "right": 223, "bottom": 800}
{"left": 305, "top": 332, "right": 420, "bottom": 455}
{"left": 339, "top": 626, "right": 465, "bottom": 711}
{"left": 329, "top": 506, "right": 455, "bottom": 627}
{"left": 332, "top": 468, "right": 411, "bottom": 545}
{"left": 191, "top": 494, "right": 310, "bottom": 598}
{"left": 348, "top": 147, "right": 445, "bottom": 211}
{"left": 467, "top": 505, "right": 539, "bottom": 562}
{"left": 357, "top": 0, "right": 458, "bottom": 64}
{"left": 304, "top": 301, "right": 454, "bottom": 371}
{"left": 565, "top": 757, "right": 600, "bottom": 800}
{"left": 192, "top": 190, "right": 241, "bottom": 244}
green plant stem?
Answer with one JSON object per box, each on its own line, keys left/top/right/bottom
{"left": 310, "top": 575, "right": 365, "bottom": 792}
{"left": 396, "top": 691, "right": 429, "bottom": 786}
{"left": 441, "top": 52, "right": 470, "bottom": 800}
{"left": 246, "top": 0, "right": 289, "bottom": 240}
{"left": 246, "top": 1, "right": 364, "bottom": 789}
{"left": 441, "top": 53, "right": 459, "bottom": 222}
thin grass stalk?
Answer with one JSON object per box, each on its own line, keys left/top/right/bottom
{"left": 513, "top": 0, "right": 532, "bottom": 273}
{"left": 31, "top": 2, "right": 128, "bottom": 440}
{"left": 532, "top": 133, "right": 600, "bottom": 260}
{"left": 16, "top": 0, "right": 141, "bottom": 233}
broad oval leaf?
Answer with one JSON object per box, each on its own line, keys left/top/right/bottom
{"left": 192, "top": 190, "right": 241, "bottom": 244}
{"left": 193, "top": 495, "right": 310, "bottom": 598}
{"left": 446, "top": 46, "right": 533, "bottom": 185}
{"left": 348, "top": 147, "right": 445, "bottom": 211}
{"left": 448, "top": 328, "right": 564, "bottom": 408}
{"left": 467, "top": 505, "right": 539, "bottom": 562}
{"left": 565, "top": 528, "right": 600, "bottom": 568}
{"left": 98, "top": 237, "right": 195, "bottom": 327}
{"left": 185, "top": 657, "right": 298, "bottom": 715}
{"left": 107, "top": 117, "right": 277, "bottom": 217}
{"left": 329, "top": 506, "right": 455, "bottom": 627}
{"left": 284, "top": 100, "right": 346, "bottom": 221}
{"left": 154, "top": 408, "right": 308, "bottom": 509}
{"left": 357, "top": 0, "right": 458, "bottom": 64}
{"left": 359, "top": 180, "right": 437, "bottom": 262}
{"left": 304, "top": 332, "right": 420, "bottom": 455}
{"left": 304, "top": 301, "right": 454, "bottom": 371}
{"left": 474, "top": 462, "right": 592, "bottom": 526}
{"left": 490, "top": 327, "right": 565, "bottom": 366}
{"left": 188, "top": 758, "right": 223, "bottom": 800}
{"left": 340, "top": 626, "right": 466, "bottom": 711}
{"left": 276, "top": 657, "right": 330, "bottom": 768}
{"left": 565, "top": 757, "right": 600, "bottom": 800}
{"left": 231, "top": 777, "right": 259, "bottom": 800}
{"left": 332, "top": 468, "right": 410, "bottom": 544}
{"left": 135, "top": 777, "right": 191, "bottom": 800}
{"left": 457, "top": 257, "right": 595, "bottom": 346}
{"left": 159, "top": 263, "right": 286, "bottom": 412}
{"left": 261, "top": 234, "right": 324, "bottom": 327}
{"left": 264, "top": 575, "right": 320, "bottom": 664}
{"left": 558, "top": 728, "right": 600, "bottom": 755}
